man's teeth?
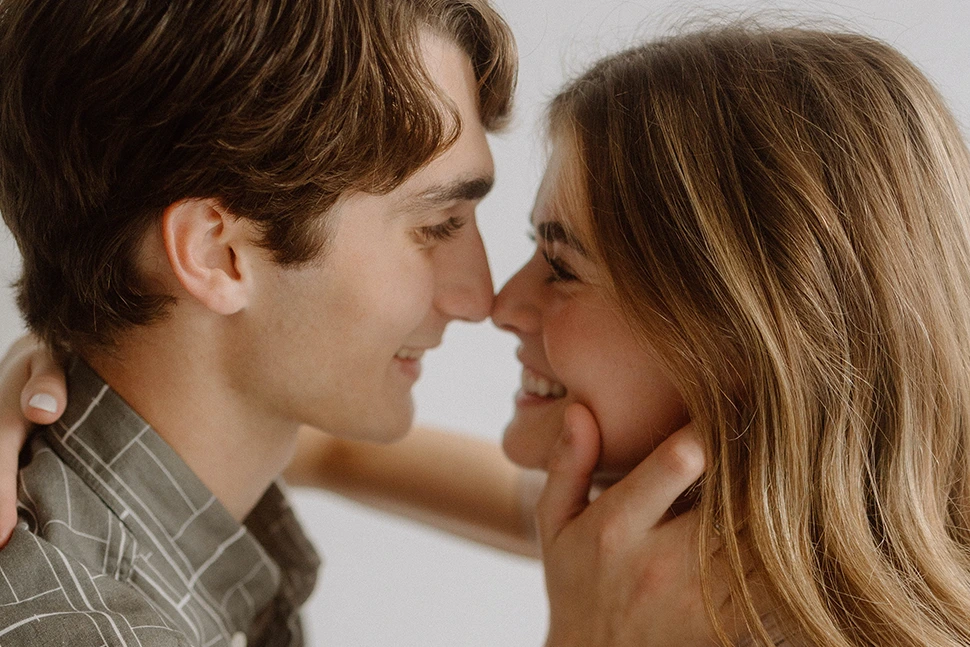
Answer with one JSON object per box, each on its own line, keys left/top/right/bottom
{"left": 395, "top": 348, "right": 425, "bottom": 360}
{"left": 522, "top": 369, "right": 567, "bottom": 398}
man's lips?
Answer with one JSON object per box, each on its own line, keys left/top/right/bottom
{"left": 394, "top": 347, "right": 427, "bottom": 361}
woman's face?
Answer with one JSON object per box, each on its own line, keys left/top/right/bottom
{"left": 492, "top": 142, "right": 688, "bottom": 480}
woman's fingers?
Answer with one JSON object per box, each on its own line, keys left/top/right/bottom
{"left": 540, "top": 417, "right": 714, "bottom": 647}
{"left": 0, "top": 335, "right": 66, "bottom": 546}
{"left": 0, "top": 336, "right": 38, "bottom": 546}
{"left": 0, "top": 426, "right": 22, "bottom": 547}
{"left": 537, "top": 410, "right": 707, "bottom": 556}
{"left": 20, "top": 346, "right": 66, "bottom": 426}
{"left": 535, "top": 403, "right": 601, "bottom": 554}
{"left": 593, "top": 422, "right": 706, "bottom": 535}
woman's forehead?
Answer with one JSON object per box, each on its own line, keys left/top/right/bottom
{"left": 531, "top": 138, "right": 595, "bottom": 247}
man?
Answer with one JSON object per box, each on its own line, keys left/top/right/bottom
{"left": 0, "top": 0, "right": 516, "bottom": 644}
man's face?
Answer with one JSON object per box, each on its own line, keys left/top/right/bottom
{"left": 235, "top": 34, "right": 495, "bottom": 442}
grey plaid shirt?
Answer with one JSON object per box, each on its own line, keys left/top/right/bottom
{"left": 0, "top": 358, "right": 320, "bottom": 646}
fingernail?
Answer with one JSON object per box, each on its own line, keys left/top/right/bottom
{"left": 28, "top": 393, "right": 57, "bottom": 413}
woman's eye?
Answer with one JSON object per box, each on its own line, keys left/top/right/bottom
{"left": 542, "top": 249, "right": 579, "bottom": 283}
{"left": 415, "top": 216, "right": 466, "bottom": 244}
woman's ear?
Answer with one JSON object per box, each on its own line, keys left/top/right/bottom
{"left": 161, "top": 199, "right": 254, "bottom": 315}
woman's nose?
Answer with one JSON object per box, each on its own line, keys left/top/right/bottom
{"left": 491, "top": 259, "right": 543, "bottom": 336}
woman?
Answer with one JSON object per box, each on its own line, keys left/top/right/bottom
{"left": 6, "top": 23, "right": 970, "bottom": 645}
{"left": 501, "top": 25, "right": 970, "bottom": 645}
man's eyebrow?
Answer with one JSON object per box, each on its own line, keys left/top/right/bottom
{"left": 408, "top": 176, "right": 495, "bottom": 209}
{"left": 536, "top": 220, "right": 588, "bottom": 256}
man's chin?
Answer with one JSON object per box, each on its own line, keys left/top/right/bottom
{"left": 310, "top": 406, "right": 414, "bottom": 445}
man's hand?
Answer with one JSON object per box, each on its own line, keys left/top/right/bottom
{"left": 538, "top": 403, "right": 719, "bottom": 647}
{"left": 0, "top": 335, "right": 66, "bottom": 546}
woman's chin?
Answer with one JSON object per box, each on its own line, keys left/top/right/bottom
{"left": 501, "top": 427, "right": 551, "bottom": 469}
{"left": 501, "top": 402, "right": 569, "bottom": 469}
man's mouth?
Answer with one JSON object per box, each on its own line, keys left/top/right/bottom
{"left": 394, "top": 347, "right": 426, "bottom": 361}
{"left": 521, "top": 367, "right": 567, "bottom": 399}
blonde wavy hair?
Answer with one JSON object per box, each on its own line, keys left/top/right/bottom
{"left": 549, "top": 26, "right": 970, "bottom": 646}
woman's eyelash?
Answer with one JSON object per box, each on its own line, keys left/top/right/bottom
{"left": 417, "top": 216, "right": 466, "bottom": 243}
{"left": 542, "top": 249, "right": 578, "bottom": 283}
{"left": 529, "top": 229, "right": 579, "bottom": 283}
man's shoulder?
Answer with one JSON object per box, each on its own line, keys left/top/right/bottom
{"left": 16, "top": 431, "right": 132, "bottom": 570}
{"left": 0, "top": 524, "right": 188, "bottom": 646}
{"left": 2, "top": 435, "right": 188, "bottom": 646}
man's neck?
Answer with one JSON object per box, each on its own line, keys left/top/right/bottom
{"left": 83, "top": 324, "right": 300, "bottom": 522}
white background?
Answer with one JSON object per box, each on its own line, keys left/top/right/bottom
{"left": 1, "top": 1, "right": 968, "bottom": 645}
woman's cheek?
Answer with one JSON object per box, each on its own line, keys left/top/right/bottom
{"left": 594, "top": 387, "right": 690, "bottom": 475}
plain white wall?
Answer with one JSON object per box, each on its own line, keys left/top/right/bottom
{"left": 1, "top": 1, "right": 969, "bottom": 645}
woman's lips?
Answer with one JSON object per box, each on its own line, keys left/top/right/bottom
{"left": 515, "top": 366, "right": 567, "bottom": 405}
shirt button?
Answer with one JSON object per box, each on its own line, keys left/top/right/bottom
{"left": 230, "top": 632, "right": 247, "bottom": 647}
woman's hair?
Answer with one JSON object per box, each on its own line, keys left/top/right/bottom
{"left": 550, "top": 25, "right": 970, "bottom": 646}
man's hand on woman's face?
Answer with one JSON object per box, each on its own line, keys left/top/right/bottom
{"left": 538, "top": 403, "right": 723, "bottom": 647}
{"left": 0, "top": 335, "right": 66, "bottom": 546}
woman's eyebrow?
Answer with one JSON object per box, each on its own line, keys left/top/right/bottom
{"left": 536, "top": 220, "right": 588, "bottom": 256}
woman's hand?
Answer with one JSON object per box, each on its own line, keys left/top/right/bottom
{"left": 0, "top": 335, "right": 66, "bottom": 546}
{"left": 539, "top": 403, "right": 719, "bottom": 647}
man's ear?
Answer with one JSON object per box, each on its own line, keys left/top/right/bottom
{"left": 161, "top": 199, "right": 255, "bottom": 315}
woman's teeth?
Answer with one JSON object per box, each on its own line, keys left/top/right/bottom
{"left": 522, "top": 367, "right": 567, "bottom": 398}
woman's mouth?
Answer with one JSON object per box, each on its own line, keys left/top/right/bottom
{"left": 518, "top": 366, "right": 567, "bottom": 402}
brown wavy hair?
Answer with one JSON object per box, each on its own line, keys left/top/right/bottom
{"left": 0, "top": 0, "right": 515, "bottom": 353}
{"left": 550, "top": 26, "right": 970, "bottom": 645}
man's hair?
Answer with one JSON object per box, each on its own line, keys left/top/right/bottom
{"left": 0, "top": 0, "right": 515, "bottom": 353}
{"left": 550, "top": 25, "right": 970, "bottom": 645}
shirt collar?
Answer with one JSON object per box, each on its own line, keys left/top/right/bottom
{"left": 45, "top": 357, "right": 319, "bottom": 634}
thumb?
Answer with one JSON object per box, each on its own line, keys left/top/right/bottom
{"left": 536, "top": 403, "right": 601, "bottom": 554}
{"left": 20, "top": 347, "right": 67, "bottom": 426}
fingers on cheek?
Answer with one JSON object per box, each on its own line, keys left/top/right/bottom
{"left": 654, "top": 434, "right": 706, "bottom": 485}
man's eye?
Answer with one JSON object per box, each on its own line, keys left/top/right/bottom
{"left": 542, "top": 250, "right": 579, "bottom": 283}
{"left": 415, "top": 216, "right": 466, "bottom": 244}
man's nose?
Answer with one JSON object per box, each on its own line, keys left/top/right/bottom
{"left": 434, "top": 224, "right": 494, "bottom": 322}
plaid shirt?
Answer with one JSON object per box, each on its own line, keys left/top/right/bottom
{"left": 0, "top": 358, "right": 320, "bottom": 646}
